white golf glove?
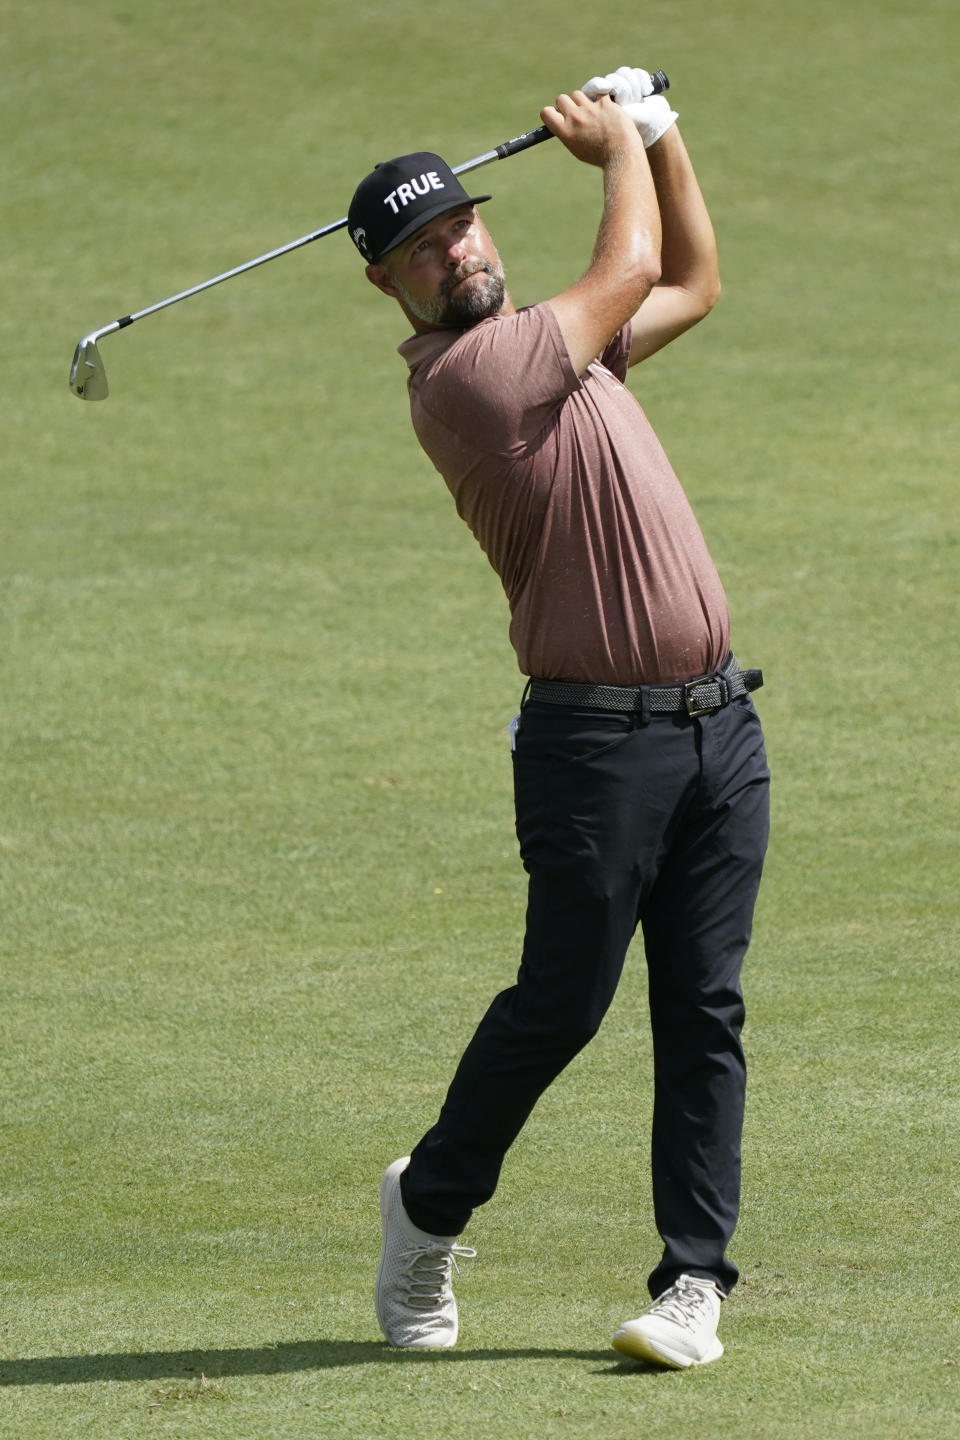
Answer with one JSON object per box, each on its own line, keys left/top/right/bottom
{"left": 581, "top": 66, "right": 679, "bottom": 149}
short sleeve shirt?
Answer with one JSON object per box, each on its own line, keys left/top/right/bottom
{"left": 399, "top": 302, "right": 730, "bottom": 686}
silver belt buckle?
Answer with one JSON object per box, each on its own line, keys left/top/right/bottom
{"left": 683, "top": 678, "right": 721, "bottom": 717}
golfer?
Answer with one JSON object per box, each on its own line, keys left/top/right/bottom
{"left": 348, "top": 67, "right": 770, "bottom": 1368}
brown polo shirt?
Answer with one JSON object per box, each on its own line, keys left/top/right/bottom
{"left": 399, "top": 301, "right": 730, "bottom": 686}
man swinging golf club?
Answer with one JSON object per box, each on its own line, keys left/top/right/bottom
{"left": 349, "top": 65, "right": 770, "bottom": 1368}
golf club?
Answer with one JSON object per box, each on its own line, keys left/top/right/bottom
{"left": 68, "top": 72, "right": 669, "bottom": 400}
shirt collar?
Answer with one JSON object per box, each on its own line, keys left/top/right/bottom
{"left": 397, "top": 329, "right": 460, "bottom": 371}
{"left": 397, "top": 314, "right": 503, "bottom": 372}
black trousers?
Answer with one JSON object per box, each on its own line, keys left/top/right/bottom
{"left": 401, "top": 683, "right": 770, "bottom": 1298}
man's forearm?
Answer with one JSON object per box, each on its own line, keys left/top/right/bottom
{"left": 592, "top": 143, "right": 663, "bottom": 298}
{"left": 541, "top": 92, "right": 664, "bottom": 375}
{"left": 645, "top": 127, "right": 720, "bottom": 305}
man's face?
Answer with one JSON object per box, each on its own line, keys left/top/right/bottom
{"left": 368, "top": 206, "right": 507, "bottom": 329}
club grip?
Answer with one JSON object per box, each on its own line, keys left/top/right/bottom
{"left": 493, "top": 70, "right": 670, "bottom": 160}
{"left": 495, "top": 127, "right": 553, "bottom": 160}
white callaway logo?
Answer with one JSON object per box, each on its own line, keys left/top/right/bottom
{"left": 383, "top": 171, "right": 445, "bottom": 214}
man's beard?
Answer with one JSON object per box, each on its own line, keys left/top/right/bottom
{"left": 395, "top": 259, "right": 506, "bottom": 329}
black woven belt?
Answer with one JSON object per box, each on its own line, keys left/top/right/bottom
{"left": 527, "top": 654, "right": 763, "bottom": 718}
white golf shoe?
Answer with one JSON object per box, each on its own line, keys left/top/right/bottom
{"left": 611, "top": 1273, "right": 724, "bottom": 1368}
{"left": 375, "top": 1157, "right": 476, "bottom": 1349}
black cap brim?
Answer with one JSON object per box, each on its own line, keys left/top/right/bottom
{"left": 376, "top": 192, "right": 492, "bottom": 262}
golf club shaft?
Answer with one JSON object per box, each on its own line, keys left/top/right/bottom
{"left": 109, "top": 216, "right": 351, "bottom": 334}
{"left": 91, "top": 71, "right": 670, "bottom": 337}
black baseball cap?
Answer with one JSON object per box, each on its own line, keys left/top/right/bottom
{"left": 348, "top": 152, "right": 491, "bottom": 264}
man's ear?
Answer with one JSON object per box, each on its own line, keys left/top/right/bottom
{"left": 365, "top": 263, "right": 400, "bottom": 299}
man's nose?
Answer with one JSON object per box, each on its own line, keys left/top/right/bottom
{"left": 445, "top": 237, "right": 468, "bottom": 264}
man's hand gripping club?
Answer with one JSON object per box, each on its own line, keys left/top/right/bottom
{"left": 581, "top": 66, "right": 679, "bottom": 149}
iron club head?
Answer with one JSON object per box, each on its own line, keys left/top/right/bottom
{"left": 69, "top": 337, "right": 109, "bottom": 400}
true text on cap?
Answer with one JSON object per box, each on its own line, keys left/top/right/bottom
{"left": 383, "top": 171, "right": 445, "bottom": 215}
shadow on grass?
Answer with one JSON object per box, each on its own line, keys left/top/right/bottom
{"left": 1, "top": 1339, "right": 656, "bottom": 1387}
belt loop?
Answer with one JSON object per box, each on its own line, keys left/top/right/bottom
{"left": 638, "top": 684, "right": 651, "bottom": 726}
{"left": 519, "top": 677, "right": 533, "bottom": 711}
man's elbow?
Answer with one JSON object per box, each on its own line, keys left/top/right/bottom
{"left": 646, "top": 258, "right": 665, "bottom": 293}
{"left": 699, "top": 276, "right": 722, "bottom": 317}
{"left": 679, "top": 276, "right": 721, "bottom": 329}
{"left": 630, "top": 256, "right": 663, "bottom": 309}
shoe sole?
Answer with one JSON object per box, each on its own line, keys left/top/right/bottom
{"left": 611, "top": 1328, "right": 724, "bottom": 1369}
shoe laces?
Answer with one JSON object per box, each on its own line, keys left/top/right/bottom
{"left": 650, "top": 1276, "right": 719, "bottom": 1330}
{"left": 399, "top": 1243, "right": 476, "bottom": 1310}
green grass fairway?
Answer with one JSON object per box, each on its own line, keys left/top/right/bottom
{"left": 2, "top": 1, "right": 959, "bottom": 1436}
